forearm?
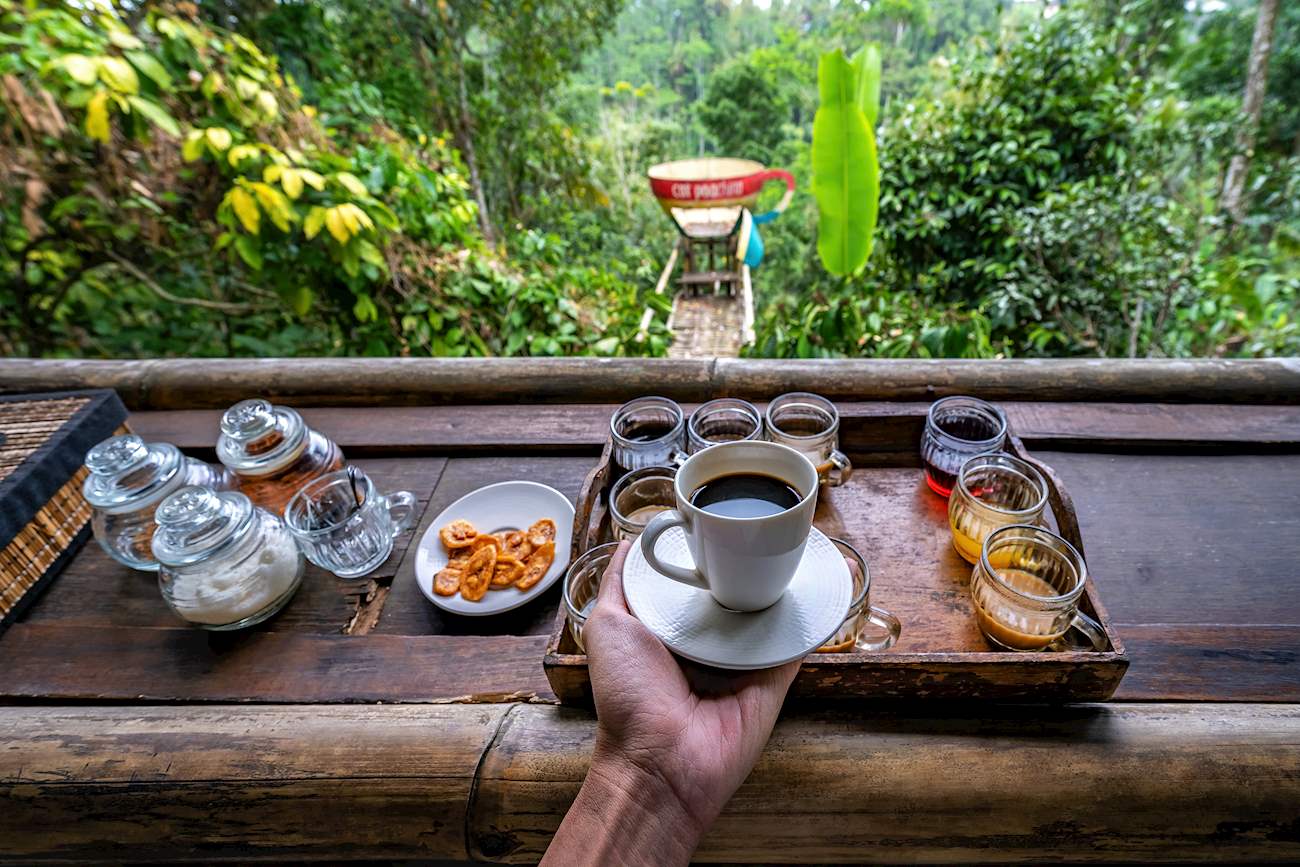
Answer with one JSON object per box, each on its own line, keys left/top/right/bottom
{"left": 541, "top": 754, "right": 708, "bottom": 867}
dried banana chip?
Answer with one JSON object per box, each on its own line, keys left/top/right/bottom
{"left": 440, "top": 519, "right": 477, "bottom": 549}
{"left": 460, "top": 545, "right": 495, "bottom": 601}
{"left": 491, "top": 555, "right": 524, "bottom": 589}
{"left": 502, "top": 530, "right": 533, "bottom": 561}
{"left": 516, "top": 540, "right": 555, "bottom": 591}
{"left": 434, "top": 567, "right": 462, "bottom": 597}
{"left": 527, "top": 518, "right": 556, "bottom": 548}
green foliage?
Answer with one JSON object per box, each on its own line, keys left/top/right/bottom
{"left": 811, "top": 48, "right": 880, "bottom": 276}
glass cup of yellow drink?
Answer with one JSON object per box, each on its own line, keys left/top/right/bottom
{"left": 947, "top": 453, "right": 1047, "bottom": 564}
{"left": 969, "top": 524, "right": 1106, "bottom": 652}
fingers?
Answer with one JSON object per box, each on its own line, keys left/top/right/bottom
{"left": 595, "top": 539, "right": 632, "bottom": 614}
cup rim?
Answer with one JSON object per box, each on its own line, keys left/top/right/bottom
{"left": 284, "top": 468, "right": 375, "bottom": 536}
{"left": 764, "top": 391, "right": 840, "bottom": 441}
{"left": 562, "top": 541, "right": 622, "bottom": 624}
{"left": 979, "top": 524, "right": 1086, "bottom": 603}
{"left": 609, "top": 465, "right": 677, "bottom": 526}
{"left": 609, "top": 396, "right": 685, "bottom": 447}
{"left": 926, "top": 396, "right": 1007, "bottom": 448}
{"left": 673, "top": 440, "right": 817, "bottom": 523}
{"left": 688, "top": 397, "right": 762, "bottom": 445}
{"left": 955, "top": 453, "right": 1047, "bottom": 517}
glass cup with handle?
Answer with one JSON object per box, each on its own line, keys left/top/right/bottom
{"left": 562, "top": 541, "right": 621, "bottom": 652}
{"left": 948, "top": 453, "right": 1048, "bottom": 565}
{"left": 610, "top": 396, "right": 686, "bottom": 471}
{"left": 609, "top": 465, "right": 678, "bottom": 542}
{"left": 920, "top": 396, "right": 1007, "bottom": 498}
{"left": 763, "top": 392, "right": 853, "bottom": 486}
{"left": 969, "top": 524, "right": 1106, "bottom": 652}
{"left": 284, "top": 467, "right": 417, "bottom": 579}
{"left": 686, "top": 398, "right": 763, "bottom": 454}
{"left": 816, "top": 537, "right": 901, "bottom": 652}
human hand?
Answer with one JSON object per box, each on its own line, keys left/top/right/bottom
{"left": 542, "top": 540, "right": 799, "bottom": 866}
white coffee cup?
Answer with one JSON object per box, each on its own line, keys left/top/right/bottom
{"left": 639, "top": 440, "right": 818, "bottom": 612}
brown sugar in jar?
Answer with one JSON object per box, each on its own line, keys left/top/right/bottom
{"left": 216, "top": 399, "right": 344, "bottom": 515}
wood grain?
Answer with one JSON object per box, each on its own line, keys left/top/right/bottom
{"left": 0, "top": 625, "right": 554, "bottom": 703}
{"left": 470, "top": 702, "right": 1300, "bottom": 864}
{"left": 0, "top": 704, "right": 506, "bottom": 861}
{"left": 4, "top": 357, "right": 1297, "bottom": 408}
{"left": 127, "top": 402, "right": 1300, "bottom": 452}
{"left": 1114, "top": 625, "right": 1300, "bottom": 701}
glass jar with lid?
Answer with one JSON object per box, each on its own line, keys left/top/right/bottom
{"left": 83, "top": 434, "right": 237, "bottom": 571}
{"left": 151, "top": 485, "right": 305, "bottom": 630}
{"left": 216, "top": 398, "right": 344, "bottom": 515}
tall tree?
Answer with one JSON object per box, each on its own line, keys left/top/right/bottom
{"left": 1220, "top": 0, "right": 1280, "bottom": 223}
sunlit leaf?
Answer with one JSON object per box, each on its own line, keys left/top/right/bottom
{"left": 62, "top": 54, "right": 97, "bottom": 85}
{"left": 353, "top": 293, "right": 378, "bottom": 322}
{"left": 251, "top": 182, "right": 293, "bottom": 232}
{"left": 850, "top": 43, "right": 882, "bottom": 128}
{"left": 124, "top": 51, "right": 171, "bottom": 89}
{"left": 126, "top": 97, "right": 179, "bottom": 136}
{"left": 205, "top": 127, "right": 233, "bottom": 151}
{"left": 228, "top": 187, "right": 260, "bottom": 234}
{"left": 811, "top": 49, "right": 879, "bottom": 276}
{"left": 97, "top": 56, "right": 139, "bottom": 94}
{"left": 255, "top": 90, "right": 277, "bottom": 117}
{"left": 334, "top": 172, "right": 368, "bottom": 197}
{"left": 84, "top": 89, "right": 111, "bottom": 142}
{"left": 304, "top": 206, "right": 326, "bottom": 240}
{"left": 324, "top": 206, "right": 350, "bottom": 243}
{"left": 182, "top": 129, "right": 205, "bottom": 161}
{"left": 107, "top": 30, "right": 143, "bottom": 50}
{"left": 280, "top": 168, "right": 303, "bottom": 200}
{"left": 298, "top": 169, "right": 325, "bottom": 191}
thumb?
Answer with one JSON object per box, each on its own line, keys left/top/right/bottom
{"left": 595, "top": 539, "right": 632, "bottom": 614}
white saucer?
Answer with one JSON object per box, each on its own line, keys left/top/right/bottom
{"left": 415, "top": 481, "right": 574, "bottom": 616}
{"left": 624, "top": 526, "right": 851, "bottom": 670}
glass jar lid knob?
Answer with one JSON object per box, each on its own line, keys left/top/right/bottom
{"left": 85, "top": 434, "right": 149, "bottom": 475}
{"left": 151, "top": 485, "right": 254, "bottom": 566}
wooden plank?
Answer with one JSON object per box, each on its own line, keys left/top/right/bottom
{"left": 17, "top": 457, "right": 445, "bottom": 633}
{"left": 4, "top": 358, "right": 1298, "bottom": 408}
{"left": 1114, "top": 625, "right": 1300, "bottom": 701}
{"left": 0, "top": 704, "right": 505, "bottom": 861}
{"left": 375, "top": 456, "right": 595, "bottom": 637}
{"left": 470, "top": 703, "right": 1300, "bottom": 864}
{"left": 127, "top": 402, "right": 1300, "bottom": 453}
{"left": 0, "top": 625, "right": 554, "bottom": 703}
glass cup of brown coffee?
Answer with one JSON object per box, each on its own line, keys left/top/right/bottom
{"left": 948, "top": 453, "right": 1048, "bottom": 564}
{"left": 610, "top": 396, "right": 685, "bottom": 471}
{"left": 763, "top": 392, "right": 853, "bottom": 486}
{"left": 562, "top": 541, "right": 621, "bottom": 652}
{"left": 609, "top": 465, "right": 677, "bottom": 541}
{"left": 969, "top": 524, "right": 1106, "bottom": 652}
{"left": 817, "top": 537, "right": 901, "bottom": 652}
{"left": 686, "top": 398, "right": 763, "bottom": 454}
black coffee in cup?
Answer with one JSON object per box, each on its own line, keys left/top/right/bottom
{"left": 690, "top": 473, "right": 800, "bottom": 519}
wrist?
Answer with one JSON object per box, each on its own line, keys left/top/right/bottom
{"left": 544, "top": 748, "right": 707, "bottom": 867}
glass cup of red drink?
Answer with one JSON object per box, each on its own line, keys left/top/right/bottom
{"left": 919, "top": 396, "right": 1007, "bottom": 497}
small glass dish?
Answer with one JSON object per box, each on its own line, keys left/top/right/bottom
{"left": 920, "top": 396, "right": 1007, "bottom": 497}
{"left": 686, "top": 398, "right": 762, "bottom": 454}
{"left": 816, "top": 537, "right": 901, "bottom": 653}
{"left": 948, "top": 453, "right": 1048, "bottom": 564}
{"left": 609, "top": 466, "right": 677, "bottom": 541}
{"left": 562, "top": 542, "right": 622, "bottom": 652}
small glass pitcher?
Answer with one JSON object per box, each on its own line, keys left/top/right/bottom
{"left": 216, "top": 399, "right": 344, "bottom": 515}
{"left": 83, "top": 434, "right": 236, "bottom": 571}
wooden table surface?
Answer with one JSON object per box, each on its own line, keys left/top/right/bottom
{"left": 2, "top": 372, "right": 1299, "bottom": 862}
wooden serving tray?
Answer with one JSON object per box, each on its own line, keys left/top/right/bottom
{"left": 544, "top": 408, "right": 1129, "bottom": 704}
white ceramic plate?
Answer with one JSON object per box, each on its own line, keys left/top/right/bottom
{"left": 415, "top": 481, "right": 574, "bottom": 616}
{"left": 624, "top": 526, "right": 851, "bottom": 670}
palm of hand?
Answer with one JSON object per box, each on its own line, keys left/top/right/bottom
{"left": 584, "top": 542, "right": 800, "bottom": 829}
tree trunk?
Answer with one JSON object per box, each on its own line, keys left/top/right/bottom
{"left": 1220, "top": 0, "right": 1280, "bottom": 224}
{"left": 452, "top": 49, "right": 496, "bottom": 248}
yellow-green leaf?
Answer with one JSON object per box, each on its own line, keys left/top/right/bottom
{"left": 255, "top": 90, "right": 277, "bottom": 117}
{"left": 334, "top": 172, "right": 368, "bottom": 197}
{"left": 126, "top": 96, "right": 179, "bottom": 137}
{"left": 204, "top": 127, "right": 232, "bottom": 151}
{"left": 201, "top": 71, "right": 223, "bottom": 99}
{"left": 352, "top": 293, "right": 378, "bottom": 322}
{"left": 288, "top": 286, "right": 313, "bottom": 316}
{"left": 97, "top": 56, "right": 139, "bottom": 94}
{"left": 349, "top": 203, "right": 375, "bottom": 232}
{"left": 303, "top": 207, "right": 326, "bottom": 240}
{"left": 811, "top": 49, "right": 879, "bottom": 276}
{"left": 63, "top": 54, "right": 97, "bottom": 85}
{"left": 251, "top": 182, "right": 293, "bottom": 232}
{"left": 298, "top": 168, "right": 325, "bottom": 191}
{"left": 280, "top": 168, "right": 303, "bottom": 200}
{"left": 234, "top": 76, "right": 259, "bottom": 100}
{"left": 262, "top": 164, "right": 284, "bottom": 183}
{"left": 228, "top": 187, "right": 260, "bottom": 234}
{"left": 124, "top": 50, "right": 172, "bottom": 89}
{"left": 324, "top": 206, "right": 350, "bottom": 243}
{"left": 182, "top": 129, "right": 205, "bottom": 161}
{"left": 107, "top": 30, "right": 143, "bottom": 50}
{"left": 85, "top": 89, "right": 111, "bottom": 142}
{"left": 227, "top": 144, "right": 260, "bottom": 167}
{"left": 338, "top": 203, "right": 362, "bottom": 236}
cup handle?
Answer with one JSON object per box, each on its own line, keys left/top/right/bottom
{"left": 857, "top": 605, "right": 901, "bottom": 651}
{"left": 826, "top": 449, "right": 853, "bottom": 486}
{"left": 640, "top": 509, "right": 709, "bottom": 591}
{"left": 1050, "top": 610, "right": 1108, "bottom": 652}
{"left": 383, "top": 490, "right": 418, "bottom": 538}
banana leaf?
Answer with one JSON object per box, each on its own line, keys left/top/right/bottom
{"left": 812, "top": 49, "right": 879, "bottom": 276}
{"left": 851, "top": 43, "right": 882, "bottom": 128}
